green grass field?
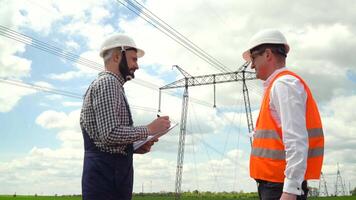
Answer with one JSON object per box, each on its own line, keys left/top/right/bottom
{"left": 0, "top": 195, "right": 355, "bottom": 200}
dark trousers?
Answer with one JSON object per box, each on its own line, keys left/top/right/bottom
{"left": 257, "top": 180, "right": 308, "bottom": 200}
{"left": 82, "top": 152, "right": 133, "bottom": 200}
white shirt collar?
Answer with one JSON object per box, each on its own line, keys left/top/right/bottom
{"left": 263, "top": 67, "right": 287, "bottom": 89}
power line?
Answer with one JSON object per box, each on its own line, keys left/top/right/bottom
{"left": 0, "top": 77, "right": 239, "bottom": 114}
{"left": 0, "top": 78, "right": 82, "bottom": 99}
{"left": 19, "top": 0, "right": 247, "bottom": 89}
{"left": 0, "top": 25, "right": 103, "bottom": 71}
{"left": 16, "top": 0, "right": 230, "bottom": 73}
{"left": 2, "top": 0, "right": 264, "bottom": 95}
{"left": 0, "top": 25, "right": 237, "bottom": 107}
{"left": 0, "top": 78, "right": 157, "bottom": 113}
{"left": 129, "top": 0, "right": 232, "bottom": 72}
{"left": 30, "top": 0, "right": 264, "bottom": 96}
{"left": 0, "top": 24, "right": 262, "bottom": 112}
{"left": 116, "top": 0, "right": 225, "bottom": 73}
{"left": 115, "top": 1, "right": 264, "bottom": 96}
{"left": 186, "top": 101, "right": 248, "bottom": 192}
{"left": 116, "top": 0, "right": 231, "bottom": 73}
{"left": 0, "top": 25, "right": 173, "bottom": 101}
{"left": 122, "top": 0, "right": 230, "bottom": 72}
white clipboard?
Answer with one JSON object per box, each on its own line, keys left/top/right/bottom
{"left": 133, "top": 123, "right": 178, "bottom": 150}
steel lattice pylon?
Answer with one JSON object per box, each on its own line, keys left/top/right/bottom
{"left": 318, "top": 171, "right": 329, "bottom": 196}
{"left": 174, "top": 85, "right": 188, "bottom": 199}
{"left": 158, "top": 64, "right": 256, "bottom": 199}
{"left": 335, "top": 163, "right": 346, "bottom": 196}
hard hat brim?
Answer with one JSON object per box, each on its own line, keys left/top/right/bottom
{"left": 136, "top": 48, "right": 145, "bottom": 58}
{"left": 242, "top": 44, "right": 289, "bottom": 61}
{"left": 99, "top": 47, "right": 145, "bottom": 58}
{"left": 242, "top": 50, "right": 252, "bottom": 62}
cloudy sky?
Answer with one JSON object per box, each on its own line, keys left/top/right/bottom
{"left": 1, "top": 0, "right": 356, "bottom": 196}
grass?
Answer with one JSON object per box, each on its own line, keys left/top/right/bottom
{"left": 0, "top": 196, "right": 80, "bottom": 200}
{"left": 0, "top": 195, "right": 354, "bottom": 200}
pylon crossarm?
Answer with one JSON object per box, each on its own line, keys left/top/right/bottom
{"left": 160, "top": 71, "right": 256, "bottom": 90}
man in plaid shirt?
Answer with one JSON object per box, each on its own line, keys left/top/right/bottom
{"left": 80, "top": 34, "right": 170, "bottom": 200}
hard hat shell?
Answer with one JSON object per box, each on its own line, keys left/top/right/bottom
{"left": 242, "top": 29, "right": 289, "bottom": 61}
{"left": 99, "top": 34, "right": 145, "bottom": 58}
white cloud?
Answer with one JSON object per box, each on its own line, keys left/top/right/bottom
{"left": 51, "top": 0, "right": 109, "bottom": 19}
{"left": 0, "top": 33, "right": 32, "bottom": 79}
{"left": 48, "top": 71, "right": 86, "bottom": 81}
{"left": 17, "top": 1, "right": 59, "bottom": 34}
{"left": 314, "top": 95, "right": 356, "bottom": 194}
{"left": 35, "top": 109, "right": 80, "bottom": 130}
{"left": 0, "top": 80, "right": 36, "bottom": 112}
{"left": 65, "top": 40, "right": 80, "bottom": 51}
{"left": 2, "top": 0, "right": 111, "bottom": 35}
{"left": 0, "top": 0, "right": 29, "bottom": 29}
{"left": 57, "top": 130, "right": 83, "bottom": 149}
{"left": 48, "top": 50, "right": 101, "bottom": 81}
{"left": 60, "top": 21, "right": 115, "bottom": 50}
{"left": 132, "top": 147, "right": 254, "bottom": 193}
{"left": 0, "top": 108, "right": 83, "bottom": 195}
{"left": 1, "top": 0, "right": 113, "bottom": 83}
{"left": 0, "top": 146, "right": 83, "bottom": 195}
{"left": 321, "top": 95, "right": 356, "bottom": 158}
{"left": 89, "top": 6, "right": 111, "bottom": 23}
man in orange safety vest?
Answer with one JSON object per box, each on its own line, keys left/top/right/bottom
{"left": 242, "top": 29, "right": 324, "bottom": 200}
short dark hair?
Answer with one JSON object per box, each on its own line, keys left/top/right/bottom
{"left": 251, "top": 43, "right": 287, "bottom": 58}
{"left": 125, "top": 47, "right": 137, "bottom": 52}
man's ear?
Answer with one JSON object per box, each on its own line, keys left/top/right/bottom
{"left": 113, "top": 50, "right": 121, "bottom": 63}
{"left": 265, "top": 48, "right": 273, "bottom": 61}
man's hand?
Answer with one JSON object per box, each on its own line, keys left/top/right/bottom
{"left": 134, "top": 138, "right": 159, "bottom": 154}
{"left": 147, "top": 116, "right": 170, "bottom": 135}
{"left": 280, "top": 192, "right": 296, "bottom": 200}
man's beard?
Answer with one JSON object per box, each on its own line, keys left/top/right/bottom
{"left": 119, "top": 51, "right": 135, "bottom": 81}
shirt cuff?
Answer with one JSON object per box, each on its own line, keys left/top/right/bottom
{"left": 135, "top": 125, "right": 149, "bottom": 139}
{"left": 283, "top": 177, "right": 303, "bottom": 195}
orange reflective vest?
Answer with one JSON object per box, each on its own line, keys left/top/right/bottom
{"left": 250, "top": 70, "right": 324, "bottom": 183}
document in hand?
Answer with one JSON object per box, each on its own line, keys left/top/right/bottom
{"left": 133, "top": 123, "right": 178, "bottom": 150}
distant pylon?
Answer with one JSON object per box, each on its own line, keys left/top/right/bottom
{"left": 335, "top": 163, "right": 345, "bottom": 196}
{"left": 319, "top": 171, "right": 329, "bottom": 196}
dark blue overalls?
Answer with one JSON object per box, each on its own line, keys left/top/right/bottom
{"left": 82, "top": 129, "right": 134, "bottom": 200}
{"left": 82, "top": 96, "right": 134, "bottom": 200}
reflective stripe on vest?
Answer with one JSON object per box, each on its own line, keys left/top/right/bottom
{"left": 255, "top": 128, "right": 323, "bottom": 139}
{"left": 253, "top": 128, "right": 324, "bottom": 160}
{"left": 308, "top": 128, "right": 324, "bottom": 138}
{"left": 251, "top": 146, "right": 324, "bottom": 160}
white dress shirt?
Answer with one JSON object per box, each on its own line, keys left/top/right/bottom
{"left": 263, "top": 67, "right": 308, "bottom": 195}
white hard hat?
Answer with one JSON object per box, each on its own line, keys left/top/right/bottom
{"left": 99, "top": 34, "right": 145, "bottom": 58}
{"left": 242, "top": 29, "right": 289, "bottom": 61}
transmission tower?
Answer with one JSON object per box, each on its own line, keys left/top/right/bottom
{"left": 335, "top": 163, "right": 346, "bottom": 196}
{"left": 158, "top": 63, "right": 256, "bottom": 199}
{"left": 318, "top": 171, "right": 329, "bottom": 196}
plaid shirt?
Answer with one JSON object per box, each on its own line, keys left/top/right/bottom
{"left": 80, "top": 71, "right": 149, "bottom": 154}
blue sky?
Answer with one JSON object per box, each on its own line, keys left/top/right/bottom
{"left": 1, "top": 0, "right": 356, "bottom": 196}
